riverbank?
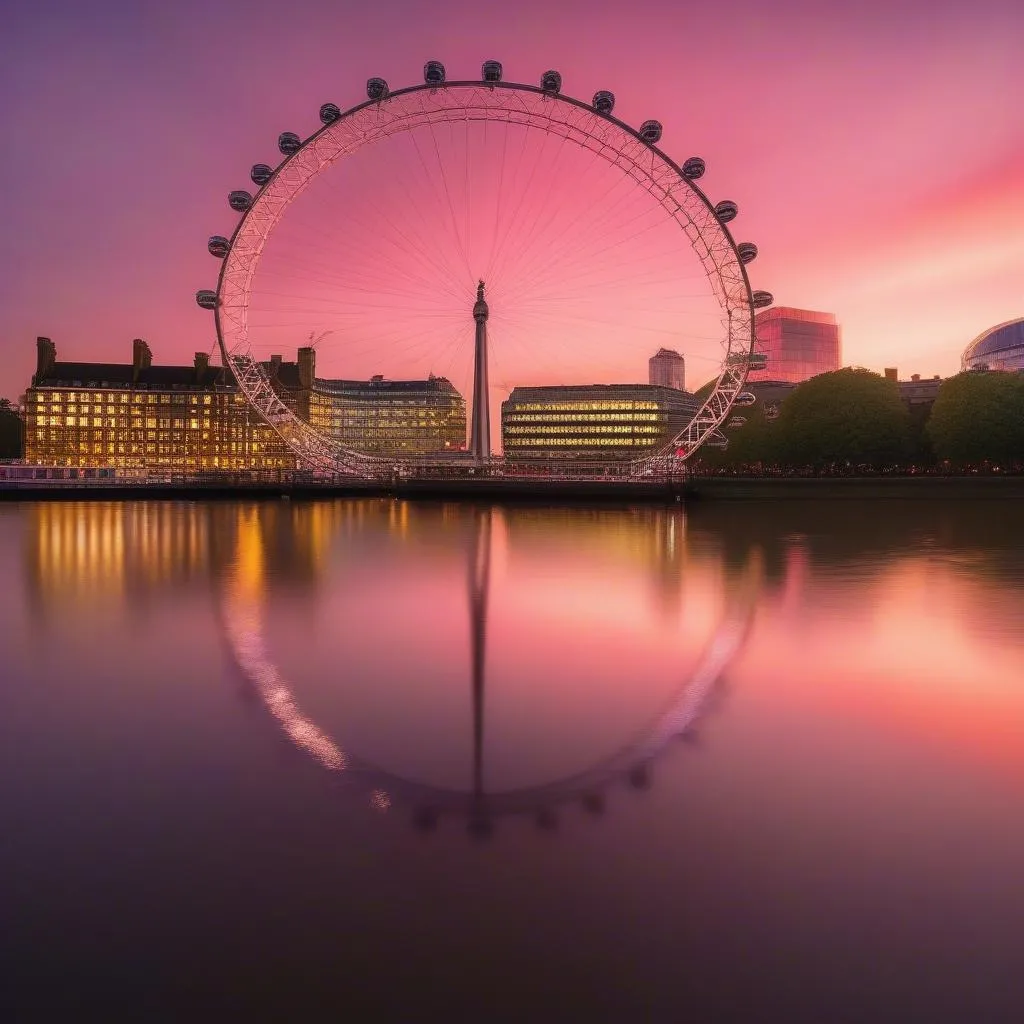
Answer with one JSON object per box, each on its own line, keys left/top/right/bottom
{"left": 0, "top": 477, "right": 687, "bottom": 503}
{"left": 686, "top": 475, "right": 1024, "bottom": 500}
{"left": 3, "top": 474, "right": 1023, "bottom": 503}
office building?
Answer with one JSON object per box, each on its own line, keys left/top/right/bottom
{"left": 748, "top": 307, "right": 841, "bottom": 384}
{"left": 24, "top": 337, "right": 295, "bottom": 472}
{"left": 648, "top": 348, "right": 686, "bottom": 391}
{"left": 308, "top": 372, "right": 466, "bottom": 455}
{"left": 501, "top": 384, "right": 698, "bottom": 458}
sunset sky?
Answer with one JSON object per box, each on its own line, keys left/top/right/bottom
{"left": 1, "top": 0, "right": 1021, "bottom": 399}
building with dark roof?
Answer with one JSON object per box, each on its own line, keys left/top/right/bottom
{"left": 308, "top": 368, "right": 466, "bottom": 455}
{"left": 961, "top": 318, "right": 1024, "bottom": 372}
{"left": 501, "top": 383, "right": 698, "bottom": 458}
{"left": 24, "top": 337, "right": 295, "bottom": 472}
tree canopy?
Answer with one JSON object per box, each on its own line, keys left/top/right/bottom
{"left": 696, "top": 368, "right": 913, "bottom": 469}
{"left": 926, "top": 371, "right": 1024, "bottom": 465}
{"left": 770, "top": 368, "right": 911, "bottom": 467}
{"left": 0, "top": 399, "right": 23, "bottom": 459}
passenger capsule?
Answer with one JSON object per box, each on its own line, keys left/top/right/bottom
{"left": 727, "top": 416, "right": 747, "bottom": 429}
{"left": 747, "top": 352, "right": 768, "bottom": 371}
{"left": 228, "top": 190, "right": 253, "bottom": 212}
{"left": 207, "top": 235, "right": 230, "bottom": 259}
{"left": 366, "top": 77, "right": 389, "bottom": 101}
{"left": 639, "top": 119, "right": 662, "bottom": 144}
{"left": 319, "top": 102, "right": 341, "bottom": 124}
{"left": 482, "top": 60, "right": 502, "bottom": 83}
{"left": 751, "top": 290, "right": 774, "bottom": 309}
{"left": 424, "top": 60, "right": 446, "bottom": 85}
{"left": 682, "top": 157, "right": 706, "bottom": 180}
{"left": 195, "top": 290, "right": 218, "bottom": 311}
{"left": 737, "top": 241, "right": 758, "bottom": 264}
{"left": 704, "top": 431, "right": 729, "bottom": 449}
{"left": 592, "top": 90, "right": 615, "bottom": 115}
{"left": 733, "top": 392, "right": 757, "bottom": 407}
{"left": 278, "top": 132, "right": 301, "bottom": 157}
{"left": 250, "top": 163, "right": 273, "bottom": 187}
{"left": 540, "top": 69, "right": 562, "bottom": 93}
{"left": 715, "top": 200, "right": 738, "bottom": 223}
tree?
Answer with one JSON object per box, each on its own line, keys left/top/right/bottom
{"left": 926, "top": 371, "right": 1024, "bottom": 466}
{"left": 695, "top": 394, "right": 781, "bottom": 468}
{"left": 771, "top": 368, "right": 911, "bottom": 468}
{"left": 0, "top": 399, "right": 23, "bottom": 459}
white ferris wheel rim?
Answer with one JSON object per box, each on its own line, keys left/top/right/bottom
{"left": 207, "top": 78, "right": 760, "bottom": 472}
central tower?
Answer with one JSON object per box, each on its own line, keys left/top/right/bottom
{"left": 470, "top": 280, "right": 490, "bottom": 464}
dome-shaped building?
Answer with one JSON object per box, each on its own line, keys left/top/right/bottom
{"left": 962, "top": 317, "right": 1024, "bottom": 372}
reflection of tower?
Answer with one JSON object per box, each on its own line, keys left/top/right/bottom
{"left": 470, "top": 280, "right": 490, "bottom": 464}
{"left": 468, "top": 508, "right": 493, "bottom": 831}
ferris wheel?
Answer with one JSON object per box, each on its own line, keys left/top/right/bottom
{"left": 195, "top": 61, "right": 773, "bottom": 477}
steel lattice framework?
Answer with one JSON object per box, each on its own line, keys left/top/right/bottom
{"left": 202, "top": 74, "right": 769, "bottom": 478}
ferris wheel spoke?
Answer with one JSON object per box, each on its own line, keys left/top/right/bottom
{"left": 207, "top": 79, "right": 762, "bottom": 468}
{"left": 498, "top": 192, "right": 677, "bottom": 307}
{"left": 484, "top": 119, "right": 561, "bottom": 291}
{"left": 491, "top": 166, "right": 662, "bottom": 304}
{"left": 420, "top": 118, "right": 475, "bottom": 287}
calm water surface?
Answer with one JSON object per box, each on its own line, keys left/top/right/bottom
{"left": 2, "top": 497, "right": 1024, "bottom": 1021}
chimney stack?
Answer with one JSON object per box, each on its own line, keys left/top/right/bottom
{"left": 132, "top": 338, "right": 152, "bottom": 381}
{"left": 298, "top": 346, "right": 316, "bottom": 391}
{"left": 194, "top": 351, "right": 210, "bottom": 379}
{"left": 884, "top": 367, "right": 897, "bottom": 382}
{"left": 35, "top": 336, "right": 56, "bottom": 383}
{"left": 269, "top": 354, "right": 283, "bottom": 377}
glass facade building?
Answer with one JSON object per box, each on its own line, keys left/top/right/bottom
{"left": 961, "top": 318, "right": 1024, "bottom": 372}
{"left": 747, "top": 308, "right": 841, "bottom": 384}
{"left": 648, "top": 348, "right": 686, "bottom": 391}
{"left": 501, "top": 384, "right": 698, "bottom": 458}
{"left": 308, "top": 374, "right": 466, "bottom": 455}
{"left": 24, "top": 338, "right": 295, "bottom": 472}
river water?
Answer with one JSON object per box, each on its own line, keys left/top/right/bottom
{"left": 2, "top": 497, "right": 1023, "bottom": 1021}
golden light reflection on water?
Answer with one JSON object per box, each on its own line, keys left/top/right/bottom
{"left": 16, "top": 497, "right": 1024, "bottom": 799}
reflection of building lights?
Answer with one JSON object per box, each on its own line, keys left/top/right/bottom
{"left": 217, "top": 507, "right": 761, "bottom": 835}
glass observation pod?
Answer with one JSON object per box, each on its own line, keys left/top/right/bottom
{"left": 278, "top": 132, "right": 301, "bottom": 156}
{"left": 541, "top": 69, "right": 562, "bottom": 93}
{"left": 195, "top": 289, "right": 218, "bottom": 310}
{"left": 715, "top": 200, "right": 738, "bottom": 223}
{"left": 207, "top": 235, "right": 230, "bottom": 259}
{"left": 366, "top": 77, "right": 389, "bottom": 100}
{"left": 733, "top": 392, "right": 757, "bottom": 407}
{"left": 424, "top": 61, "right": 446, "bottom": 85}
{"left": 751, "top": 290, "right": 774, "bottom": 309}
{"left": 704, "top": 433, "right": 729, "bottom": 448}
{"left": 727, "top": 416, "right": 747, "bottom": 428}
{"left": 228, "top": 190, "right": 253, "bottom": 212}
{"left": 482, "top": 60, "right": 503, "bottom": 83}
{"left": 737, "top": 241, "right": 758, "bottom": 264}
{"left": 592, "top": 90, "right": 615, "bottom": 115}
{"left": 639, "top": 120, "right": 663, "bottom": 144}
{"left": 251, "top": 163, "right": 273, "bottom": 187}
{"left": 319, "top": 102, "right": 341, "bottom": 124}
{"left": 682, "top": 157, "right": 706, "bottom": 179}
{"left": 726, "top": 351, "right": 767, "bottom": 370}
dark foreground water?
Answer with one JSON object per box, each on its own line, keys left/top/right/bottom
{"left": 2, "top": 497, "right": 1024, "bottom": 1022}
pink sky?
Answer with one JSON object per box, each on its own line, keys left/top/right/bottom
{"left": 1, "top": 0, "right": 1021, "bottom": 400}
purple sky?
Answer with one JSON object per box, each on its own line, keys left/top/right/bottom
{"left": 1, "top": 0, "right": 1021, "bottom": 399}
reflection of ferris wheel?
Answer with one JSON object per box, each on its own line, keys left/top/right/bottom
{"left": 196, "top": 62, "right": 773, "bottom": 476}
{"left": 220, "top": 507, "right": 762, "bottom": 837}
